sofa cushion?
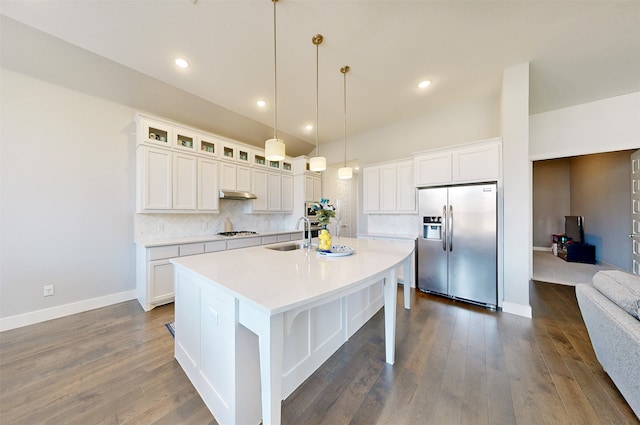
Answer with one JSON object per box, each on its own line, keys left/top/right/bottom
{"left": 592, "top": 270, "right": 640, "bottom": 319}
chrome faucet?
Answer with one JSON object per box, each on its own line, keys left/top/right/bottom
{"left": 296, "top": 216, "right": 312, "bottom": 248}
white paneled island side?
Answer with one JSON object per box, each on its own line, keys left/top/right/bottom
{"left": 170, "top": 237, "right": 415, "bottom": 425}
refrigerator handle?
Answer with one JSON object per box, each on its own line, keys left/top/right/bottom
{"left": 442, "top": 205, "right": 447, "bottom": 251}
{"left": 449, "top": 205, "right": 453, "bottom": 252}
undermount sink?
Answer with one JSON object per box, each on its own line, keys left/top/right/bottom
{"left": 265, "top": 242, "right": 308, "bottom": 251}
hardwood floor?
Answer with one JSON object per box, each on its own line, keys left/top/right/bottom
{"left": 1, "top": 282, "right": 637, "bottom": 424}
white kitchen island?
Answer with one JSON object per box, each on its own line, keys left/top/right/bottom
{"left": 170, "top": 237, "right": 414, "bottom": 425}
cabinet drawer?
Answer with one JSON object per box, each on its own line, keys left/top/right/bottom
{"left": 261, "top": 235, "right": 279, "bottom": 245}
{"left": 227, "top": 237, "right": 261, "bottom": 250}
{"left": 277, "top": 234, "right": 291, "bottom": 242}
{"left": 205, "top": 240, "right": 227, "bottom": 253}
{"left": 149, "top": 245, "right": 180, "bottom": 261}
{"left": 179, "top": 243, "right": 205, "bottom": 256}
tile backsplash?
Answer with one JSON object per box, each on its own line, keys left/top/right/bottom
{"left": 135, "top": 200, "right": 296, "bottom": 241}
{"left": 367, "top": 214, "right": 419, "bottom": 235}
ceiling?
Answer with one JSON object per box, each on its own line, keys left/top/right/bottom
{"left": 1, "top": 1, "right": 639, "bottom": 157}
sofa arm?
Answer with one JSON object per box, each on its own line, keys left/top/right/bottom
{"left": 576, "top": 284, "right": 640, "bottom": 419}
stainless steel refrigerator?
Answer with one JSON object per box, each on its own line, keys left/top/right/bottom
{"left": 417, "top": 183, "right": 497, "bottom": 308}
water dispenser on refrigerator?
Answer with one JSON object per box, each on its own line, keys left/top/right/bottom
{"left": 423, "top": 216, "right": 442, "bottom": 240}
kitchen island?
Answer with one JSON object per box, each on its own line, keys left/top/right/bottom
{"left": 170, "top": 237, "right": 415, "bottom": 425}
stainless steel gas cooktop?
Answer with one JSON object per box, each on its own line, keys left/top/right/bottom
{"left": 217, "top": 231, "right": 258, "bottom": 237}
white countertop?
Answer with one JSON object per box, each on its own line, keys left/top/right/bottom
{"left": 171, "top": 237, "right": 414, "bottom": 315}
{"left": 135, "top": 230, "right": 303, "bottom": 248}
{"left": 357, "top": 232, "right": 418, "bottom": 240}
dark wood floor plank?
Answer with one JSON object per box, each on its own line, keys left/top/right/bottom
{"left": 1, "top": 282, "right": 638, "bottom": 425}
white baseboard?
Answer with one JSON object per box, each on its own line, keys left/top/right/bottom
{"left": 533, "top": 246, "right": 552, "bottom": 252}
{"left": 0, "top": 290, "right": 137, "bottom": 332}
{"left": 502, "top": 301, "right": 533, "bottom": 318}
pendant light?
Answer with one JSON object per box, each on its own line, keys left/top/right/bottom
{"left": 309, "top": 34, "right": 326, "bottom": 172}
{"left": 265, "top": 0, "right": 285, "bottom": 161}
{"left": 338, "top": 66, "right": 353, "bottom": 180}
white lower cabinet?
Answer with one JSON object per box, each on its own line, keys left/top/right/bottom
{"left": 149, "top": 260, "right": 175, "bottom": 306}
{"left": 136, "top": 232, "right": 309, "bottom": 311}
{"left": 137, "top": 242, "right": 205, "bottom": 311}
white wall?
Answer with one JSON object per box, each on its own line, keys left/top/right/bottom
{"left": 530, "top": 92, "right": 640, "bottom": 160}
{"left": 501, "top": 62, "right": 532, "bottom": 318}
{"left": 1, "top": 69, "right": 138, "bottom": 323}
{"left": 322, "top": 95, "right": 501, "bottom": 167}
{"left": 0, "top": 69, "right": 299, "bottom": 329}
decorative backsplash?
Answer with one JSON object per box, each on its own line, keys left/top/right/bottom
{"left": 367, "top": 214, "right": 419, "bottom": 235}
{"left": 135, "top": 200, "right": 295, "bottom": 241}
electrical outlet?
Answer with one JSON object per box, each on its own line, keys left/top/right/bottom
{"left": 43, "top": 285, "right": 55, "bottom": 297}
{"left": 157, "top": 223, "right": 164, "bottom": 232}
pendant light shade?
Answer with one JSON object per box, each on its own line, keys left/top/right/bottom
{"left": 309, "top": 156, "right": 327, "bottom": 172}
{"left": 338, "top": 166, "right": 353, "bottom": 179}
{"left": 265, "top": 138, "right": 285, "bottom": 161}
{"left": 309, "top": 34, "right": 326, "bottom": 172}
{"left": 339, "top": 65, "right": 353, "bottom": 180}
{"left": 265, "top": 0, "right": 285, "bottom": 161}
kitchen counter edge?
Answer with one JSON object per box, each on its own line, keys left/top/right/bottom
{"left": 135, "top": 230, "right": 304, "bottom": 248}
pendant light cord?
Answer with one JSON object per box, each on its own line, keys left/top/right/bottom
{"left": 273, "top": 0, "right": 278, "bottom": 139}
{"left": 315, "top": 38, "right": 320, "bottom": 157}
{"left": 342, "top": 66, "right": 350, "bottom": 168}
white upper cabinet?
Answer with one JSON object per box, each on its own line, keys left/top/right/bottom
{"left": 414, "top": 138, "right": 501, "bottom": 187}
{"left": 251, "top": 169, "right": 292, "bottom": 213}
{"left": 141, "top": 119, "right": 172, "bottom": 148}
{"left": 363, "top": 160, "right": 416, "bottom": 214}
{"left": 251, "top": 168, "right": 268, "bottom": 212}
{"left": 396, "top": 160, "right": 416, "bottom": 212}
{"left": 267, "top": 172, "right": 282, "bottom": 211}
{"left": 172, "top": 153, "right": 197, "bottom": 210}
{"left": 135, "top": 113, "right": 293, "bottom": 214}
{"left": 198, "top": 158, "right": 219, "bottom": 212}
{"left": 414, "top": 152, "right": 452, "bottom": 186}
{"left": 305, "top": 174, "right": 322, "bottom": 202}
{"left": 281, "top": 174, "right": 293, "bottom": 212}
{"left": 379, "top": 164, "right": 397, "bottom": 212}
{"left": 363, "top": 167, "right": 380, "bottom": 213}
{"left": 237, "top": 165, "right": 251, "bottom": 192}
{"left": 219, "top": 162, "right": 251, "bottom": 192}
{"left": 219, "top": 161, "right": 237, "bottom": 191}
{"left": 138, "top": 146, "right": 172, "bottom": 212}
{"left": 452, "top": 142, "right": 501, "bottom": 183}
{"left": 174, "top": 128, "right": 198, "bottom": 153}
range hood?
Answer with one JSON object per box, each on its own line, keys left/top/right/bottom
{"left": 219, "top": 190, "right": 257, "bottom": 200}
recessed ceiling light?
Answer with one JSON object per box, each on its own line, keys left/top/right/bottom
{"left": 418, "top": 80, "right": 431, "bottom": 89}
{"left": 257, "top": 100, "right": 266, "bottom": 107}
{"left": 305, "top": 124, "right": 313, "bottom": 131}
{"left": 175, "top": 58, "right": 189, "bottom": 68}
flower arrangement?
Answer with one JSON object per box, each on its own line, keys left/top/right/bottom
{"left": 310, "top": 198, "right": 336, "bottom": 228}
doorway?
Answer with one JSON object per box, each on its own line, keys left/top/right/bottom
{"left": 532, "top": 150, "right": 635, "bottom": 278}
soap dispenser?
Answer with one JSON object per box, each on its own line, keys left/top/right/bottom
{"left": 224, "top": 218, "right": 233, "bottom": 232}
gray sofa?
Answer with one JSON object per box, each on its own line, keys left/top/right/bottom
{"left": 576, "top": 270, "right": 640, "bottom": 419}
